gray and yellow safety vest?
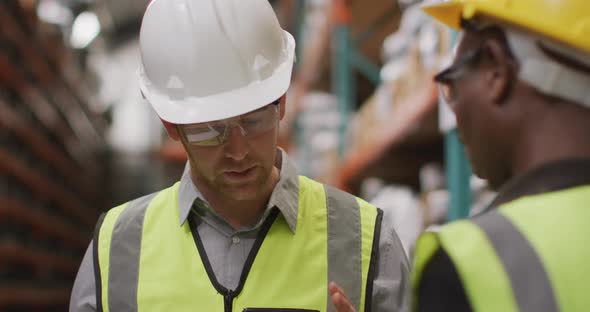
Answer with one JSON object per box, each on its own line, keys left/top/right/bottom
{"left": 93, "top": 175, "right": 382, "bottom": 312}
{"left": 413, "top": 184, "right": 590, "bottom": 311}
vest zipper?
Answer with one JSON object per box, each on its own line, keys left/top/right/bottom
{"left": 224, "top": 290, "right": 234, "bottom": 312}
{"left": 189, "top": 208, "right": 280, "bottom": 312}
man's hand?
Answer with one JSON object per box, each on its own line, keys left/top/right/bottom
{"left": 329, "top": 282, "right": 357, "bottom": 312}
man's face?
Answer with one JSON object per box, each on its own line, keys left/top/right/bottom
{"left": 179, "top": 101, "right": 284, "bottom": 202}
{"left": 439, "top": 32, "right": 510, "bottom": 188}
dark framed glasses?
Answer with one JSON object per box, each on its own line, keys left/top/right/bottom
{"left": 434, "top": 46, "right": 483, "bottom": 105}
{"left": 435, "top": 19, "right": 513, "bottom": 106}
{"left": 180, "top": 100, "right": 280, "bottom": 146}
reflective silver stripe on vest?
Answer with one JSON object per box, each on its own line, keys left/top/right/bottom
{"left": 108, "top": 193, "right": 157, "bottom": 312}
{"left": 324, "top": 185, "right": 362, "bottom": 312}
{"left": 473, "top": 210, "right": 559, "bottom": 312}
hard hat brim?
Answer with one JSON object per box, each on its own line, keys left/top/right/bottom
{"left": 421, "top": 0, "right": 590, "bottom": 55}
{"left": 139, "top": 31, "right": 296, "bottom": 124}
{"left": 421, "top": 1, "right": 466, "bottom": 30}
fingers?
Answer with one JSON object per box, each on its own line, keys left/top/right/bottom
{"left": 329, "top": 282, "right": 357, "bottom": 312}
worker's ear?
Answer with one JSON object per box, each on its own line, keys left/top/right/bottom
{"left": 161, "top": 119, "right": 181, "bottom": 141}
{"left": 279, "top": 94, "right": 287, "bottom": 120}
{"left": 482, "top": 39, "right": 517, "bottom": 105}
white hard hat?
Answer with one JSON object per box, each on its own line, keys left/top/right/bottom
{"left": 138, "top": 0, "right": 296, "bottom": 124}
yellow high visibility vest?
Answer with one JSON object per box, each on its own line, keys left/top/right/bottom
{"left": 413, "top": 185, "right": 590, "bottom": 312}
{"left": 95, "top": 176, "right": 381, "bottom": 312}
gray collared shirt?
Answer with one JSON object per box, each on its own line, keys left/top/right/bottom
{"left": 70, "top": 149, "right": 410, "bottom": 311}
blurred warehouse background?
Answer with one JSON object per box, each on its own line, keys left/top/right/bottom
{"left": 0, "top": 0, "right": 494, "bottom": 310}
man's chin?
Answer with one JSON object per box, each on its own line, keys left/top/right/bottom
{"left": 219, "top": 183, "right": 262, "bottom": 201}
{"left": 215, "top": 168, "right": 274, "bottom": 201}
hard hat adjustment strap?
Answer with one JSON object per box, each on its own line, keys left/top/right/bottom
{"left": 520, "top": 59, "right": 590, "bottom": 108}
{"left": 504, "top": 26, "right": 590, "bottom": 108}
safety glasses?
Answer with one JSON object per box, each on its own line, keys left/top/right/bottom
{"left": 434, "top": 19, "right": 511, "bottom": 107}
{"left": 180, "top": 101, "right": 280, "bottom": 146}
{"left": 434, "top": 47, "right": 483, "bottom": 106}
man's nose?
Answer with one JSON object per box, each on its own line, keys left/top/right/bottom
{"left": 223, "top": 124, "right": 249, "bottom": 160}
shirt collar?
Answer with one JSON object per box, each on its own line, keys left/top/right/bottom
{"left": 177, "top": 148, "right": 300, "bottom": 233}
{"left": 483, "top": 158, "right": 590, "bottom": 211}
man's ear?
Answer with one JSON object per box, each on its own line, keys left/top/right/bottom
{"left": 161, "top": 119, "right": 181, "bottom": 141}
{"left": 482, "top": 39, "right": 517, "bottom": 105}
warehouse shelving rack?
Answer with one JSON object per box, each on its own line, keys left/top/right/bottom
{"left": 0, "top": 1, "right": 107, "bottom": 310}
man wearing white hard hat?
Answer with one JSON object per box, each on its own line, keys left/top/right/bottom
{"left": 409, "top": 0, "right": 590, "bottom": 311}
{"left": 69, "top": 1, "right": 410, "bottom": 311}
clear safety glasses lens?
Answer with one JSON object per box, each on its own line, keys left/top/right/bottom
{"left": 182, "top": 102, "right": 279, "bottom": 146}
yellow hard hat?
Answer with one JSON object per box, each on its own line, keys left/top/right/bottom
{"left": 421, "top": 0, "right": 590, "bottom": 54}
